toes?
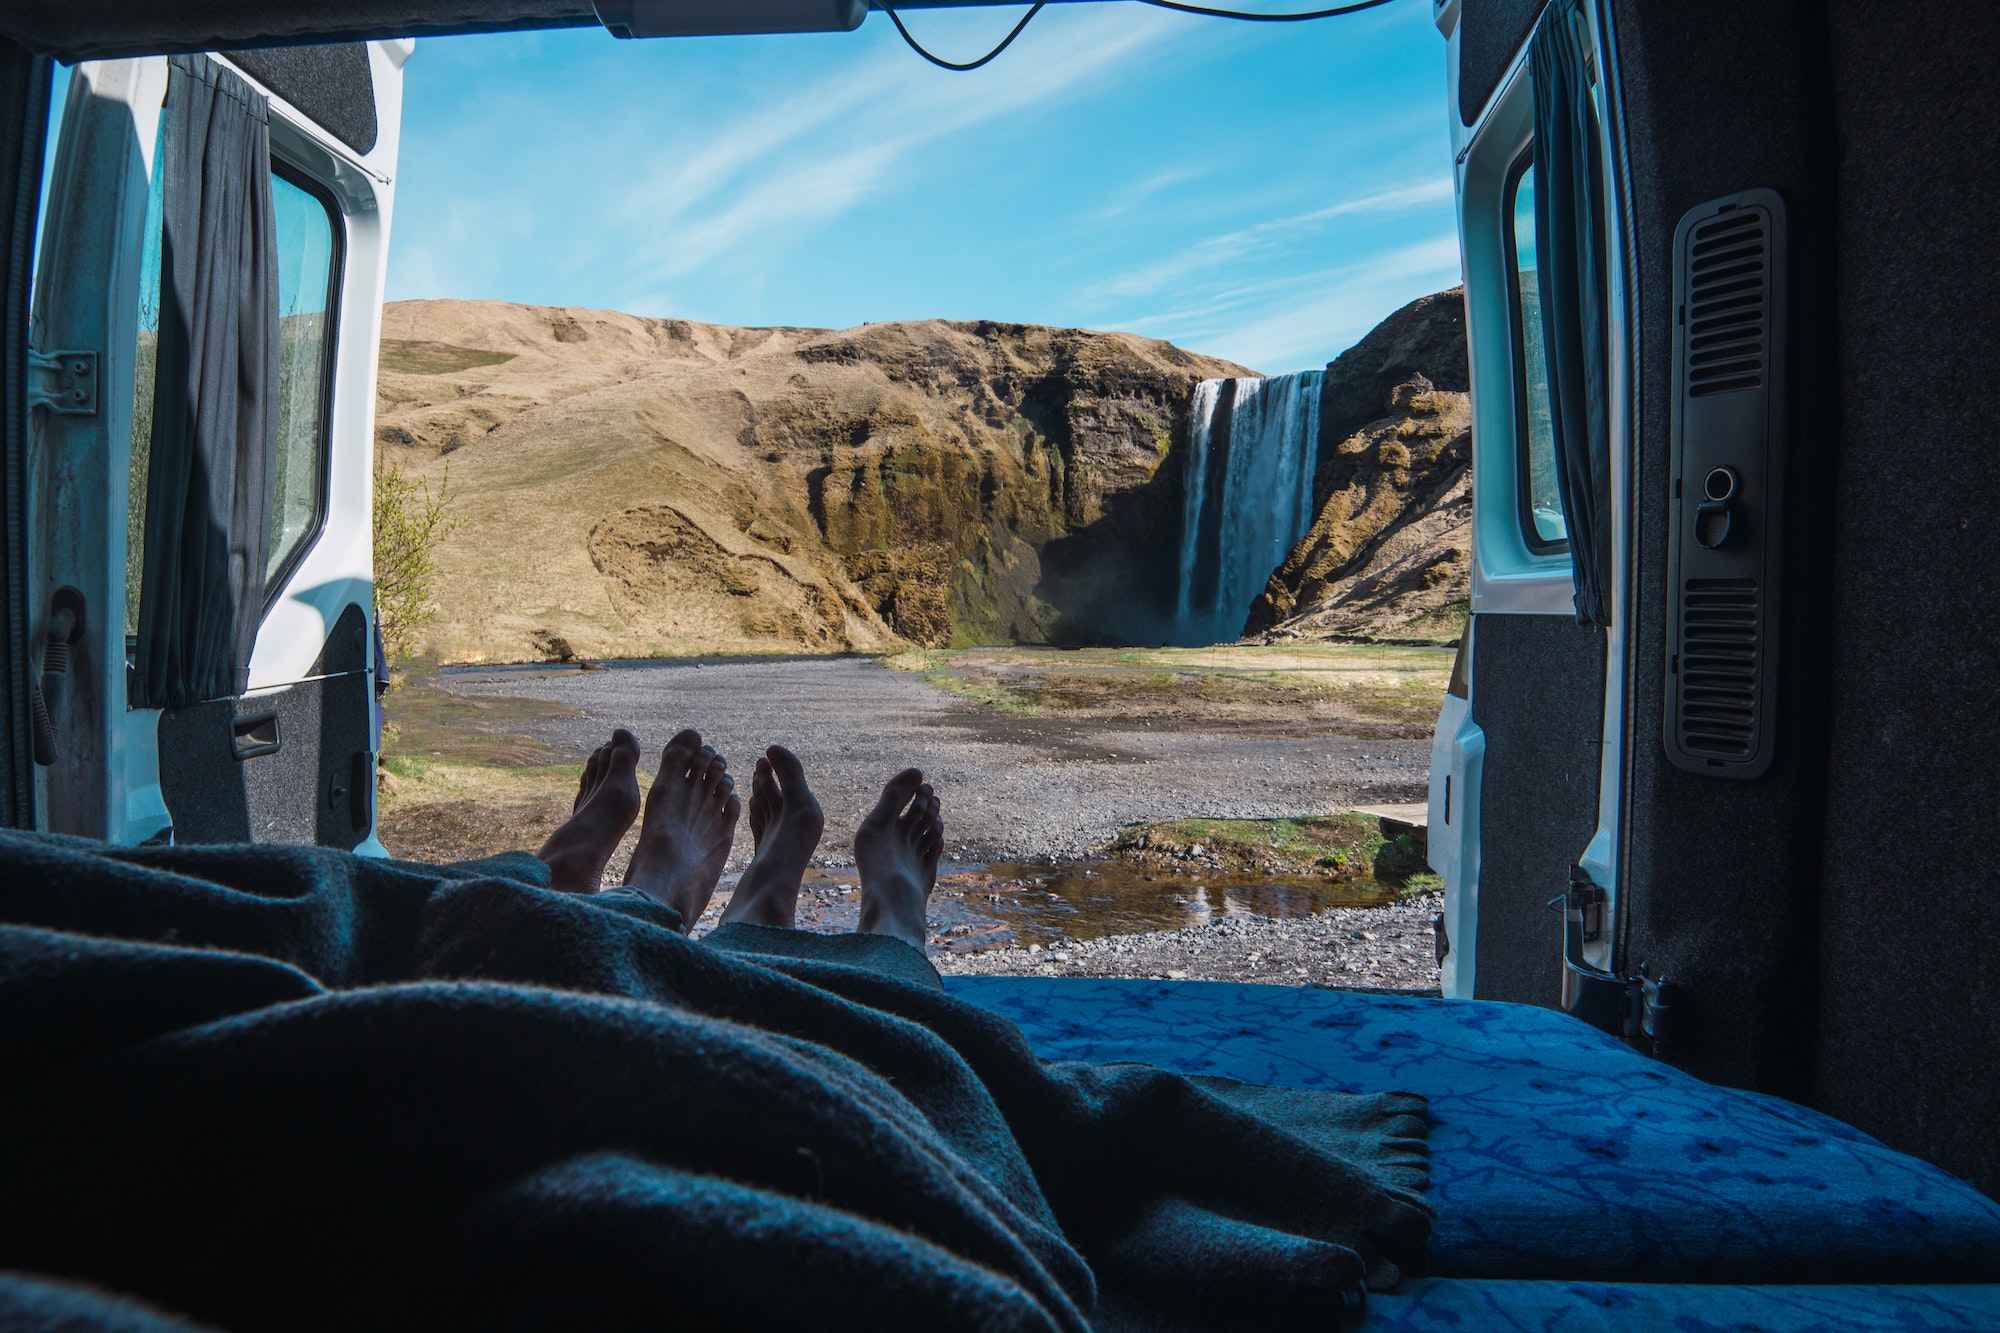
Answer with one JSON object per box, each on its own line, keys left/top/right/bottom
{"left": 603, "top": 733, "right": 641, "bottom": 781}
{"left": 868, "top": 768, "right": 925, "bottom": 823}
{"left": 899, "top": 783, "right": 936, "bottom": 834}
{"left": 765, "top": 745, "right": 812, "bottom": 800}
{"left": 920, "top": 794, "right": 943, "bottom": 854}
{"left": 752, "top": 755, "right": 779, "bottom": 810}
{"left": 659, "top": 729, "right": 703, "bottom": 776}
{"left": 690, "top": 747, "right": 734, "bottom": 817}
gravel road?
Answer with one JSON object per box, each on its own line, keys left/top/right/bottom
{"left": 449, "top": 657, "right": 1432, "bottom": 864}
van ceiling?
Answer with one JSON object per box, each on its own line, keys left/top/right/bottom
{"left": 3, "top": 3, "right": 598, "bottom": 62}
{"left": 4, "top": 0, "right": 1042, "bottom": 63}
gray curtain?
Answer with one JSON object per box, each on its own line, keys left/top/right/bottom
{"left": 2, "top": 40, "right": 51, "bottom": 824}
{"left": 131, "top": 55, "right": 278, "bottom": 710}
{"left": 1532, "top": 0, "right": 1612, "bottom": 628}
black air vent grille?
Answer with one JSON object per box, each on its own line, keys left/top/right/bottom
{"left": 1680, "top": 578, "right": 1759, "bottom": 756}
{"left": 1686, "top": 211, "right": 1769, "bottom": 397}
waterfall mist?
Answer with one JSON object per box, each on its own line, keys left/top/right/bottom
{"left": 1168, "top": 373, "right": 1324, "bottom": 646}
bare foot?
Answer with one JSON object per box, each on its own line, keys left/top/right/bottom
{"left": 623, "top": 729, "right": 741, "bottom": 931}
{"left": 853, "top": 768, "right": 942, "bottom": 951}
{"left": 719, "top": 746, "right": 825, "bottom": 929}
{"left": 537, "top": 729, "right": 642, "bottom": 893}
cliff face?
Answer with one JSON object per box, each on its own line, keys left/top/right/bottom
{"left": 375, "top": 301, "right": 1249, "bottom": 661}
{"left": 1246, "top": 289, "right": 1472, "bottom": 642}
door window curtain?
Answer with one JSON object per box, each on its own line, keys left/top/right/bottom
{"left": 131, "top": 55, "right": 278, "bottom": 710}
{"left": 1531, "top": 0, "right": 1614, "bottom": 628}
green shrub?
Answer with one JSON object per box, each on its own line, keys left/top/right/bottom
{"left": 374, "top": 461, "right": 461, "bottom": 663}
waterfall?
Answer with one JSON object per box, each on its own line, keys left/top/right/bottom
{"left": 1169, "top": 372, "right": 1324, "bottom": 645}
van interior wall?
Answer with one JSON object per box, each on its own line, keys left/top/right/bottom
{"left": 0, "top": 40, "right": 47, "bottom": 831}
{"left": 1612, "top": 0, "right": 2000, "bottom": 1197}
{"left": 1607, "top": 0, "right": 1840, "bottom": 1102}
{"left": 1469, "top": 612, "right": 1606, "bottom": 1006}
{"left": 1459, "top": 0, "right": 1548, "bottom": 128}
{"left": 1812, "top": 2, "right": 2000, "bottom": 1198}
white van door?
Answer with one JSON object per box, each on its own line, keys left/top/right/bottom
{"left": 1428, "top": 2, "right": 1632, "bottom": 1012}
{"left": 29, "top": 43, "right": 404, "bottom": 848}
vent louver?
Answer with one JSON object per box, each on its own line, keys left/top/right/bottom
{"left": 1679, "top": 578, "right": 1759, "bottom": 756}
{"left": 1686, "top": 212, "right": 1769, "bottom": 397}
{"left": 1666, "top": 189, "right": 1784, "bottom": 779}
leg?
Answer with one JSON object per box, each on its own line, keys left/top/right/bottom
{"left": 623, "top": 729, "right": 741, "bottom": 931}
{"left": 853, "top": 768, "right": 942, "bottom": 952}
{"left": 718, "top": 746, "right": 824, "bottom": 929}
{"left": 536, "top": 728, "right": 643, "bottom": 893}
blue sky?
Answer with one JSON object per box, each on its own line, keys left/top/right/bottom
{"left": 386, "top": 1, "right": 1460, "bottom": 374}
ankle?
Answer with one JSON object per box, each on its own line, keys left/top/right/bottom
{"left": 858, "top": 872, "right": 928, "bottom": 943}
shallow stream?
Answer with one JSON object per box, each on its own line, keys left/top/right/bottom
{"left": 713, "top": 858, "right": 1405, "bottom": 953}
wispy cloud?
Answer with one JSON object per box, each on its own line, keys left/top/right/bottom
{"left": 597, "top": 6, "right": 1185, "bottom": 293}
{"left": 1085, "top": 165, "right": 1212, "bottom": 222}
{"left": 1085, "top": 174, "right": 1452, "bottom": 302}
{"left": 1158, "top": 230, "right": 1463, "bottom": 371}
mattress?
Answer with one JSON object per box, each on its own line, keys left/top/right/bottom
{"left": 944, "top": 978, "right": 2000, "bottom": 1285}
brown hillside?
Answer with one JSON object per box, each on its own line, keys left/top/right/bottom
{"left": 1248, "top": 289, "right": 1471, "bottom": 642}
{"left": 375, "top": 301, "right": 1251, "bottom": 662}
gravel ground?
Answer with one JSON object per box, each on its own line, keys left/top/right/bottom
{"left": 440, "top": 656, "right": 1440, "bottom": 988}
{"left": 933, "top": 892, "right": 1444, "bottom": 993}
{"left": 448, "top": 657, "right": 1431, "bottom": 864}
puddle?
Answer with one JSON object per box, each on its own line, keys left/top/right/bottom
{"left": 713, "top": 858, "right": 1406, "bottom": 954}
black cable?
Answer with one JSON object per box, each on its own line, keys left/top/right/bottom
{"left": 1134, "top": 0, "right": 1401, "bottom": 20}
{"left": 881, "top": 0, "right": 1406, "bottom": 73}
{"left": 882, "top": 3, "right": 1048, "bottom": 71}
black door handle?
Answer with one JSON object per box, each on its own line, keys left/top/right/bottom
{"left": 1695, "top": 499, "right": 1734, "bottom": 549}
{"left": 232, "top": 712, "right": 282, "bottom": 760}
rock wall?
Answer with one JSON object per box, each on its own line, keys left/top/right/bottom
{"left": 1247, "top": 289, "right": 1473, "bottom": 643}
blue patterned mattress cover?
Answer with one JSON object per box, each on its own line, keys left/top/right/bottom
{"left": 1361, "top": 1279, "right": 2000, "bottom": 1330}
{"left": 943, "top": 978, "right": 2000, "bottom": 1285}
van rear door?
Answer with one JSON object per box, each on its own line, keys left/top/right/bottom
{"left": 29, "top": 44, "right": 404, "bottom": 848}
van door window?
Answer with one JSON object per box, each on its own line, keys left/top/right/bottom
{"left": 265, "top": 167, "right": 339, "bottom": 592}
{"left": 1506, "top": 157, "right": 1567, "bottom": 550}
{"left": 126, "top": 160, "right": 340, "bottom": 639}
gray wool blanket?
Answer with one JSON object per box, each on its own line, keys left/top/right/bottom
{"left": 0, "top": 830, "right": 1430, "bottom": 1332}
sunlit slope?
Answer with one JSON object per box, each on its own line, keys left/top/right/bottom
{"left": 1251, "top": 288, "right": 1471, "bottom": 644}
{"left": 376, "top": 300, "right": 1251, "bottom": 662}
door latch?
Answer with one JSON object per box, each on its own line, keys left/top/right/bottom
{"left": 31, "top": 587, "right": 86, "bottom": 766}
{"left": 27, "top": 349, "right": 98, "bottom": 416}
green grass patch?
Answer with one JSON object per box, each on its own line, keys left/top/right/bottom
{"left": 380, "top": 339, "right": 517, "bottom": 376}
{"left": 1109, "top": 813, "right": 1438, "bottom": 888}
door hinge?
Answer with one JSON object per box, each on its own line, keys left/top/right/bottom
{"left": 28, "top": 349, "right": 98, "bottom": 416}
{"left": 1554, "top": 866, "right": 1685, "bottom": 1059}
